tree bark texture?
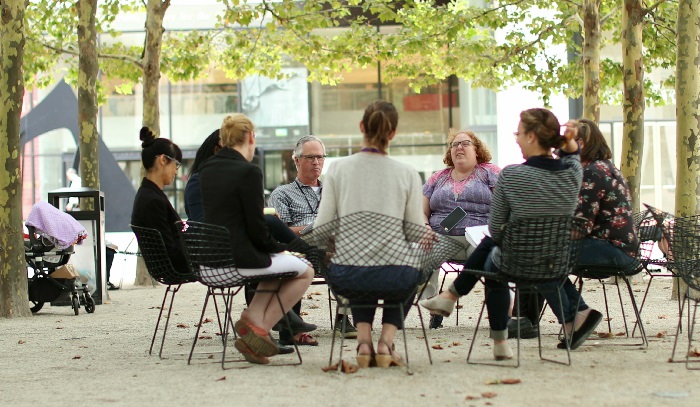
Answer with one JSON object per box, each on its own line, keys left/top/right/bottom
{"left": 673, "top": 0, "right": 700, "bottom": 301}
{"left": 136, "top": 0, "right": 170, "bottom": 286}
{"left": 0, "top": 0, "right": 30, "bottom": 318}
{"left": 77, "top": 0, "right": 100, "bottom": 202}
{"left": 141, "top": 0, "right": 169, "bottom": 134}
{"left": 582, "top": 0, "right": 601, "bottom": 123}
{"left": 620, "top": 0, "right": 645, "bottom": 212}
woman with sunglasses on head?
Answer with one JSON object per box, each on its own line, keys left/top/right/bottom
{"left": 420, "top": 129, "right": 500, "bottom": 328}
{"left": 131, "top": 126, "right": 190, "bottom": 275}
{"left": 421, "top": 108, "right": 588, "bottom": 359}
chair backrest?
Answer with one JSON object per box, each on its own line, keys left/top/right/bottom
{"left": 661, "top": 213, "right": 700, "bottom": 291}
{"left": 130, "top": 224, "right": 195, "bottom": 285}
{"left": 175, "top": 220, "right": 247, "bottom": 288}
{"left": 634, "top": 208, "right": 662, "bottom": 264}
{"left": 307, "top": 211, "right": 463, "bottom": 273}
{"left": 498, "top": 215, "right": 586, "bottom": 283}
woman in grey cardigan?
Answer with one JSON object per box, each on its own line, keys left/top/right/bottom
{"left": 420, "top": 108, "right": 598, "bottom": 358}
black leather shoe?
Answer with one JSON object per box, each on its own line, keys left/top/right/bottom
{"left": 272, "top": 311, "right": 317, "bottom": 334}
{"left": 429, "top": 314, "right": 443, "bottom": 329}
{"left": 270, "top": 335, "right": 294, "bottom": 354}
{"left": 107, "top": 282, "right": 120, "bottom": 291}
{"left": 507, "top": 317, "right": 538, "bottom": 339}
{"left": 557, "top": 310, "right": 603, "bottom": 350}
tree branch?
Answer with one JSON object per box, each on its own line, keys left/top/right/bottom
{"left": 600, "top": 5, "right": 622, "bottom": 25}
{"left": 36, "top": 39, "right": 144, "bottom": 69}
{"left": 645, "top": 0, "right": 670, "bottom": 14}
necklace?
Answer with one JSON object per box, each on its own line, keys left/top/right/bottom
{"left": 361, "top": 147, "right": 385, "bottom": 155}
{"left": 451, "top": 169, "right": 473, "bottom": 201}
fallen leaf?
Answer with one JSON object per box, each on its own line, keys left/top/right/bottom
{"left": 310, "top": 291, "right": 322, "bottom": 295}
{"left": 597, "top": 332, "right": 614, "bottom": 338}
{"left": 199, "top": 335, "right": 212, "bottom": 340}
{"left": 615, "top": 332, "right": 626, "bottom": 337}
{"left": 56, "top": 327, "right": 64, "bottom": 330}
{"left": 308, "top": 305, "right": 320, "bottom": 309}
{"left": 341, "top": 360, "right": 359, "bottom": 374}
{"left": 656, "top": 331, "right": 667, "bottom": 338}
{"left": 72, "top": 355, "right": 81, "bottom": 359}
{"left": 300, "top": 312, "right": 309, "bottom": 316}
{"left": 456, "top": 305, "right": 464, "bottom": 309}
{"left": 451, "top": 342, "right": 461, "bottom": 347}
{"left": 215, "top": 376, "right": 226, "bottom": 382}
{"left": 658, "top": 315, "right": 668, "bottom": 319}
{"left": 501, "top": 378, "right": 521, "bottom": 384}
{"left": 203, "top": 317, "right": 213, "bottom": 323}
{"left": 17, "top": 340, "right": 25, "bottom": 344}
{"left": 208, "top": 354, "right": 214, "bottom": 359}
{"left": 465, "top": 395, "right": 480, "bottom": 400}
{"left": 481, "top": 392, "right": 497, "bottom": 399}
{"left": 688, "top": 348, "right": 700, "bottom": 357}
{"left": 321, "top": 364, "right": 338, "bottom": 372}
{"left": 432, "top": 344, "right": 444, "bottom": 350}
{"left": 306, "top": 294, "right": 313, "bottom": 300}
{"left": 176, "top": 323, "right": 189, "bottom": 328}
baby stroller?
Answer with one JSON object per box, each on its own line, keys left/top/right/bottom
{"left": 25, "top": 202, "right": 94, "bottom": 315}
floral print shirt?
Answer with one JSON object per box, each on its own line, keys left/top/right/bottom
{"left": 575, "top": 159, "right": 639, "bottom": 257}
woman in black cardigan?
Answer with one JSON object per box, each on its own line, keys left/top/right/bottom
{"left": 131, "top": 127, "right": 189, "bottom": 275}
{"left": 199, "top": 114, "right": 314, "bottom": 364}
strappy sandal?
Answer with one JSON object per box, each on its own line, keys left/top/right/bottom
{"left": 375, "top": 340, "right": 404, "bottom": 368}
{"left": 356, "top": 340, "right": 376, "bottom": 368}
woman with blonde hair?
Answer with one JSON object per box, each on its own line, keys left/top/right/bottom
{"left": 198, "top": 113, "right": 314, "bottom": 364}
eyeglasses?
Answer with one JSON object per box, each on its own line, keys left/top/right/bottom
{"left": 450, "top": 140, "right": 474, "bottom": 149}
{"left": 161, "top": 154, "right": 181, "bottom": 170}
{"left": 299, "top": 154, "right": 326, "bottom": 162}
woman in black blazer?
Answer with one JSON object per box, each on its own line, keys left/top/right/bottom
{"left": 199, "top": 113, "right": 314, "bottom": 364}
{"left": 131, "top": 127, "right": 189, "bottom": 275}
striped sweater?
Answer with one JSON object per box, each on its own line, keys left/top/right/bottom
{"left": 488, "top": 151, "right": 583, "bottom": 268}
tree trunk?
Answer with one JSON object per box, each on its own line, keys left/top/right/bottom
{"left": 0, "top": 0, "right": 31, "bottom": 318}
{"left": 619, "top": 0, "right": 644, "bottom": 212}
{"left": 581, "top": 0, "right": 601, "bottom": 123}
{"left": 673, "top": 0, "right": 700, "bottom": 301}
{"left": 141, "top": 0, "right": 169, "bottom": 133}
{"left": 135, "top": 0, "right": 170, "bottom": 286}
{"left": 77, "top": 0, "right": 99, "bottom": 200}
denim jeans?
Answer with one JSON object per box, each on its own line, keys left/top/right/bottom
{"left": 539, "top": 238, "right": 637, "bottom": 324}
{"left": 327, "top": 264, "right": 421, "bottom": 328}
{"left": 449, "top": 237, "right": 511, "bottom": 334}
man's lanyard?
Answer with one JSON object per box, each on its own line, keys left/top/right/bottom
{"left": 294, "top": 179, "right": 321, "bottom": 215}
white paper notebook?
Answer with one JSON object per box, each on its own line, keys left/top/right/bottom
{"left": 464, "top": 225, "right": 490, "bottom": 248}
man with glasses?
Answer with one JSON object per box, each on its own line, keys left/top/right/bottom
{"left": 268, "top": 136, "right": 358, "bottom": 340}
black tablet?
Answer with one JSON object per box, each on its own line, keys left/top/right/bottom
{"left": 439, "top": 207, "right": 467, "bottom": 232}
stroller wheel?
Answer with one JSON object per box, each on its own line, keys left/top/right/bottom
{"left": 30, "top": 301, "right": 44, "bottom": 313}
{"left": 84, "top": 294, "right": 95, "bottom": 314}
{"left": 71, "top": 296, "right": 80, "bottom": 315}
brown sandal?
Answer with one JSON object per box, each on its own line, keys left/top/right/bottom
{"left": 356, "top": 340, "right": 376, "bottom": 368}
{"left": 375, "top": 340, "right": 404, "bottom": 368}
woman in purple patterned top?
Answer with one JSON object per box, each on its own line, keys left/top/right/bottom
{"left": 419, "top": 129, "right": 500, "bottom": 327}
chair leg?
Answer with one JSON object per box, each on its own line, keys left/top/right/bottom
{"left": 632, "top": 273, "right": 655, "bottom": 337}
{"left": 327, "top": 301, "right": 345, "bottom": 370}
{"left": 149, "top": 285, "right": 173, "bottom": 356}
{"left": 158, "top": 285, "right": 181, "bottom": 358}
{"left": 188, "top": 287, "right": 212, "bottom": 365}
{"left": 220, "top": 289, "right": 235, "bottom": 369}
{"left": 416, "top": 305, "right": 433, "bottom": 365}
{"left": 620, "top": 276, "right": 647, "bottom": 347}
{"left": 537, "top": 287, "right": 571, "bottom": 366}
{"left": 613, "top": 278, "right": 631, "bottom": 337}
{"left": 670, "top": 292, "right": 690, "bottom": 363}
{"left": 600, "top": 280, "right": 613, "bottom": 333}
{"left": 398, "top": 302, "right": 413, "bottom": 375}
{"left": 466, "top": 290, "right": 518, "bottom": 368}
{"left": 686, "top": 299, "right": 700, "bottom": 370}
{"left": 273, "top": 291, "right": 303, "bottom": 366}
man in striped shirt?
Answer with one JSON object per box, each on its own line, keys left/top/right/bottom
{"left": 268, "top": 136, "right": 357, "bottom": 339}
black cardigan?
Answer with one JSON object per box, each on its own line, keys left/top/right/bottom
{"left": 199, "top": 148, "right": 286, "bottom": 268}
{"left": 131, "top": 178, "right": 188, "bottom": 274}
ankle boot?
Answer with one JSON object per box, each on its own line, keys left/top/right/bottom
{"left": 272, "top": 310, "right": 317, "bottom": 334}
{"left": 286, "top": 237, "right": 326, "bottom": 275}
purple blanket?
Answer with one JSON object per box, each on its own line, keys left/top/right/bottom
{"left": 26, "top": 202, "right": 87, "bottom": 249}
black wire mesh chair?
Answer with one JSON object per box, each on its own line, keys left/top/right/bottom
{"left": 647, "top": 209, "right": 700, "bottom": 368}
{"left": 130, "top": 225, "right": 200, "bottom": 358}
{"left": 305, "top": 211, "right": 463, "bottom": 374}
{"left": 570, "top": 211, "right": 649, "bottom": 347}
{"left": 437, "top": 260, "right": 464, "bottom": 325}
{"left": 461, "top": 215, "right": 587, "bottom": 367}
{"left": 176, "top": 220, "right": 303, "bottom": 369}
